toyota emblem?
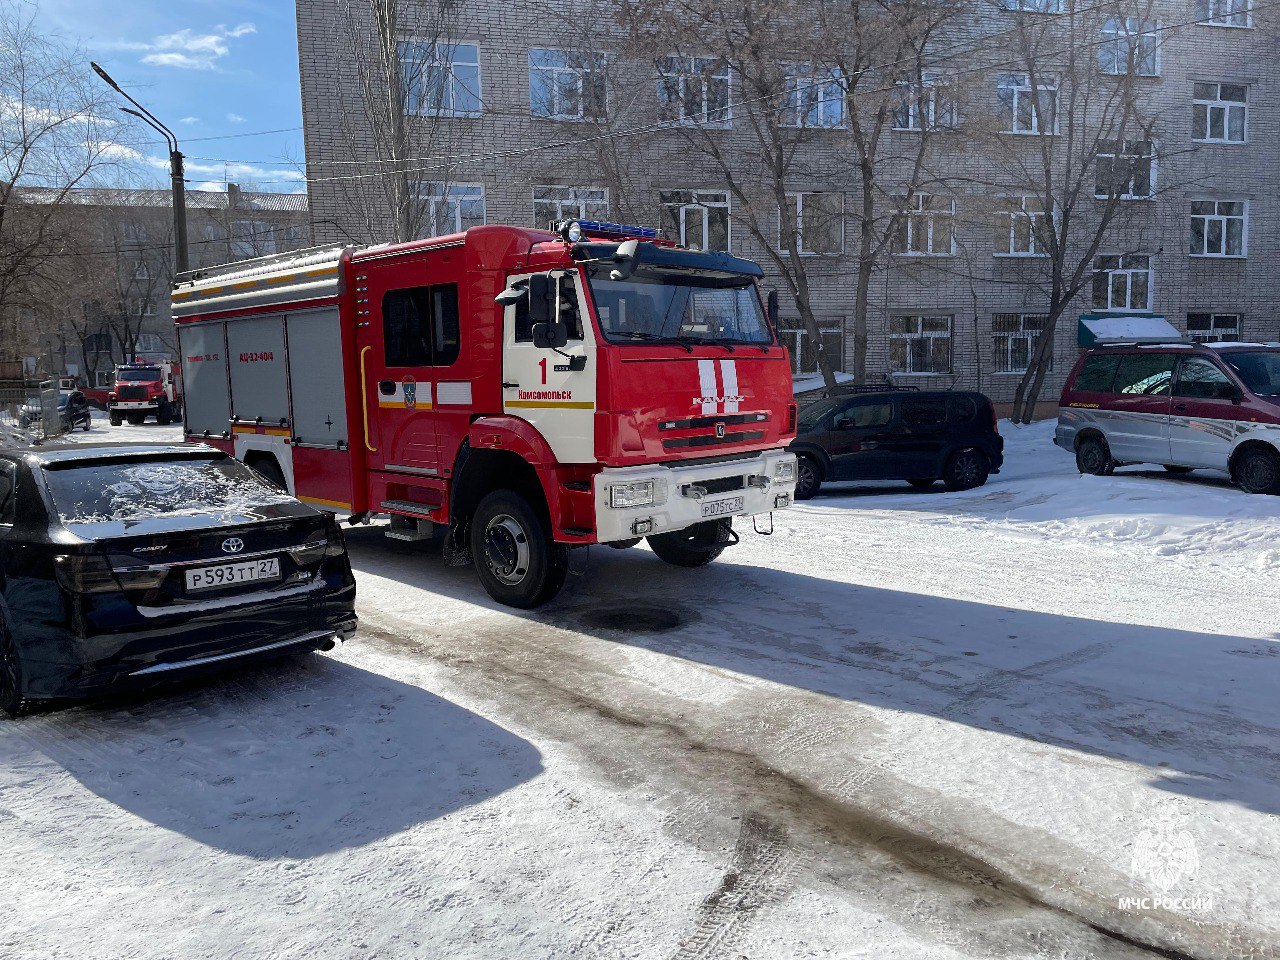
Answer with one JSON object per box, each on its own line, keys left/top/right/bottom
{"left": 715, "top": 422, "right": 726, "bottom": 438}
{"left": 221, "top": 537, "right": 245, "bottom": 555}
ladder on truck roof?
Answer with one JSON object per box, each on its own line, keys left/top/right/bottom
{"left": 171, "top": 245, "right": 353, "bottom": 320}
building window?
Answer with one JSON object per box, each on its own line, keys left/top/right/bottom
{"left": 893, "top": 72, "right": 956, "bottom": 131}
{"left": 992, "top": 313, "right": 1048, "bottom": 373}
{"left": 135, "top": 333, "right": 165, "bottom": 354}
{"left": 996, "top": 0, "right": 1063, "bottom": 11}
{"left": 422, "top": 183, "right": 486, "bottom": 235}
{"left": 1187, "top": 312, "right": 1241, "bottom": 341}
{"left": 284, "top": 224, "right": 308, "bottom": 244}
{"left": 231, "top": 220, "right": 276, "bottom": 258}
{"left": 1094, "top": 140, "right": 1154, "bottom": 199}
{"left": 1092, "top": 254, "right": 1152, "bottom": 311}
{"left": 890, "top": 315, "right": 953, "bottom": 374}
{"left": 129, "top": 299, "right": 157, "bottom": 318}
{"left": 894, "top": 194, "right": 955, "bottom": 256}
{"left": 1190, "top": 200, "right": 1247, "bottom": 257}
{"left": 657, "top": 56, "right": 730, "bottom": 125}
{"left": 132, "top": 261, "right": 151, "bottom": 281}
{"left": 778, "top": 321, "right": 845, "bottom": 375}
{"left": 1193, "top": 83, "right": 1246, "bottom": 143}
{"left": 1195, "top": 0, "right": 1251, "bottom": 26}
{"left": 1098, "top": 18, "right": 1159, "bottom": 76}
{"left": 783, "top": 192, "right": 844, "bottom": 255}
{"left": 529, "top": 49, "right": 606, "bottom": 121}
{"left": 401, "top": 42, "right": 482, "bottom": 118}
{"left": 782, "top": 64, "right": 846, "bottom": 128}
{"left": 997, "top": 73, "right": 1057, "bottom": 134}
{"left": 660, "top": 190, "right": 730, "bottom": 251}
{"left": 993, "top": 195, "right": 1049, "bottom": 256}
{"left": 533, "top": 185, "right": 608, "bottom": 227}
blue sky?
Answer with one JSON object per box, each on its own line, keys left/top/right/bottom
{"left": 38, "top": 0, "right": 305, "bottom": 193}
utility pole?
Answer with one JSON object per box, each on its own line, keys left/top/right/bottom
{"left": 90, "top": 62, "right": 189, "bottom": 275}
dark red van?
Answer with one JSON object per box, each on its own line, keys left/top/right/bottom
{"left": 1055, "top": 342, "right": 1280, "bottom": 493}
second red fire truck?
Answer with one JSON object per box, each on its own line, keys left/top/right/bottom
{"left": 172, "top": 220, "right": 798, "bottom": 607}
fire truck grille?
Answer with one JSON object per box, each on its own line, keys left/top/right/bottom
{"left": 662, "top": 431, "right": 765, "bottom": 451}
{"left": 681, "top": 475, "right": 745, "bottom": 497}
{"left": 117, "top": 386, "right": 149, "bottom": 401}
{"left": 659, "top": 412, "right": 767, "bottom": 431}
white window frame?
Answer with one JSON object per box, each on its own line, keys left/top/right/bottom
{"left": 893, "top": 72, "right": 956, "bottom": 131}
{"left": 132, "top": 260, "right": 151, "bottom": 281}
{"left": 1098, "top": 18, "right": 1160, "bottom": 77}
{"left": 993, "top": 195, "right": 1049, "bottom": 257}
{"left": 782, "top": 192, "right": 845, "bottom": 255}
{"left": 1092, "top": 254, "right": 1153, "bottom": 312}
{"left": 997, "top": 73, "right": 1058, "bottom": 135}
{"left": 421, "top": 182, "right": 487, "bottom": 235}
{"left": 1196, "top": 0, "right": 1252, "bottom": 27}
{"left": 1094, "top": 140, "right": 1156, "bottom": 200}
{"left": 1192, "top": 82, "right": 1247, "bottom": 143}
{"left": 657, "top": 56, "right": 731, "bottom": 127}
{"left": 889, "top": 315, "right": 954, "bottom": 375}
{"left": 781, "top": 64, "right": 847, "bottom": 129}
{"left": 1187, "top": 312, "right": 1242, "bottom": 342}
{"left": 401, "top": 41, "right": 482, "bottom": 118}
{"left": 778, "top": 321, "right": 845, "bottom": 375}
{"left": 1189, "top": 199, "right": 1248, "bottom": 258}
{"left": 895, "top": 193, "right": 956, "bottom": 257}
{"left": 529, "top": 49, "right": 607, "bottom": 121}
{"left": 532, "top": 186, "right": 608, "bottom": 227}
{"left": 659, "top": 190, "right": 731, "bottom": 251}
{"left": 996, "top": 0, "right": 1063, "bottom": 11}
{"left": 992, "top": 313, "right": 1048, "bottom": 373}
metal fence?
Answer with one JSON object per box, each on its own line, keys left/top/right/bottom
{"left": 0, "top": 381, "right": 66, "bottom": 443}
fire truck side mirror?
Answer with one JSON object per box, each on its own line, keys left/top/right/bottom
{"left": 532, "top": 321, "right": 569, "bottom": 350}
{"left": 527, "top": 273, "right": 555, "bottom": 326}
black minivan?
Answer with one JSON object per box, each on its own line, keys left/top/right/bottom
{"left": 0, "top": 444, "right": 357, "bottom": 715}
{"left": 789, "top": 390, "right": 1004, "bottom": 498}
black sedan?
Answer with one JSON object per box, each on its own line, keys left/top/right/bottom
{"left": 789, "top": 390, "right": 1005, "bottom": 498}
{"left": 0, "top": 444, "right": 357, "bottom": 715}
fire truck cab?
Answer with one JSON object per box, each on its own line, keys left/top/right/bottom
{"left": 172, "top": 221, "right": 798, "bottom": 607}
{"left": 107, "top": 360, "right": 182, "bottom": 426}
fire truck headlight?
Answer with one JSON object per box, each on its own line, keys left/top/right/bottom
{"left": 609, "top": 480, "right": 658, "bottom": 509}
{"left": 774, "top": 460, "right": 797, "bottom": 483}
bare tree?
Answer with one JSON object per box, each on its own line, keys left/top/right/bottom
{"left": 328, "top": 0, "right": 464, "bottom": 243}
{"left": 0, "top": 2, "right": 129, "bottom": 359}
{"left": 978, "top": 0, "right": 1169, "bottom": 422}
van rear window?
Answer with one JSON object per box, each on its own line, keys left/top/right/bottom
{"left": 1074, "top": 355, "right": 1121, "bottom": 392}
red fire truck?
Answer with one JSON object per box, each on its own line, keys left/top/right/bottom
{"left": 172, "top": 221, "right": 798, "bottom": 607}
{"left": 106, "top": 360, "right": 182, "bottom": 426}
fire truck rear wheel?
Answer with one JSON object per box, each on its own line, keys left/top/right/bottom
{"left": 109, "top": 412, "right": 122, "bottom": 427}
{"left": 470, "top": 491, "right": 568, "bottom": 609}
{"left": 249, "top": 457, "right": 288, "bottom": 491}
{"left": 156, "top": 400, "right": 173, "bottom": 426}
{"left": 647, "top": 521, "right": 727, "bottom": 568}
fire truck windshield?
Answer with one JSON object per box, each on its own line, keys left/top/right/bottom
{"left": 586, "top": 272, "right": 772, "bottom": 347}
{"left": 117, "top": 369, "right": 161, "bottom": 382}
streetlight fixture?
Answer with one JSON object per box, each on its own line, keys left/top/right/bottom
{"left": 90, "top": 62, "right": 189, "bottom": 275}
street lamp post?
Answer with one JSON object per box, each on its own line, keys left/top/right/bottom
{"left": 90, "top": 62, "right": 189, "bottom": 275}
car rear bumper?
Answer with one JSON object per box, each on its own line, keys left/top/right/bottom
{"left": 593, "top": 449, "right": 797, "bottom": 543}
{"left": 20, "top": 578, "right": 357, "bottom": 700}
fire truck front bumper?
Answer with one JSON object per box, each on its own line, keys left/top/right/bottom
{"left": 593, "top": 450, "right": 798, "bottom": 544}
{"left": 109, "top": 400, "right": 159, "bottom": 411}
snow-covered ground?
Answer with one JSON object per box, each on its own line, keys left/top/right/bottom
{"left": 2, "top": 417, "right": 1278, "bottom": 959}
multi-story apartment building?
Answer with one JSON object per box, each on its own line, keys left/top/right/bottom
{"left": 10, "top": 185, "right": 309, "bottom": 386}
{"left": 295, "top": 0, "right": 1277, "bottom": 411}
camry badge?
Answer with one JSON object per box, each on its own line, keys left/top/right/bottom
{"left": 221, "top": 537, "right": 245, "bottom": 555}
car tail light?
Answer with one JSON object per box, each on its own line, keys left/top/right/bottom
{"left": 54, "top": 554, "right": 118, "bottom": 594}
{"left": 989, "top": 402, "right": 1000, "bottom": 434}
{"left": 786, "top": 404, "right": 798, "bottom": 434}
{"left": 114, "top": 567, "right": 170, "bottom": 591}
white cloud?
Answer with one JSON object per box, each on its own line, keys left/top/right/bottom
{"left": 128, "top": 22, "right": 257, "bottom": 71}
{"left": 178, "top": 116, "right": 200, "bottom": 125}
{"left": 144, "top": 154, "right": 305, "bottom": 190}
{"left": 225, "top": 113, "right": 245, "bottom": 124}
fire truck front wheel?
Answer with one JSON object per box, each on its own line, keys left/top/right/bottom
{"left": 109, "top": 412, "right": 122, "bottom": 427}
{"left": 470, "top": 491, "right": 568, "bottom": 608}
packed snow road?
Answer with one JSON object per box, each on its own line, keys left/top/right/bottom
{"left": 1, "top": 420, "right": 1278, "bottom": 959}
